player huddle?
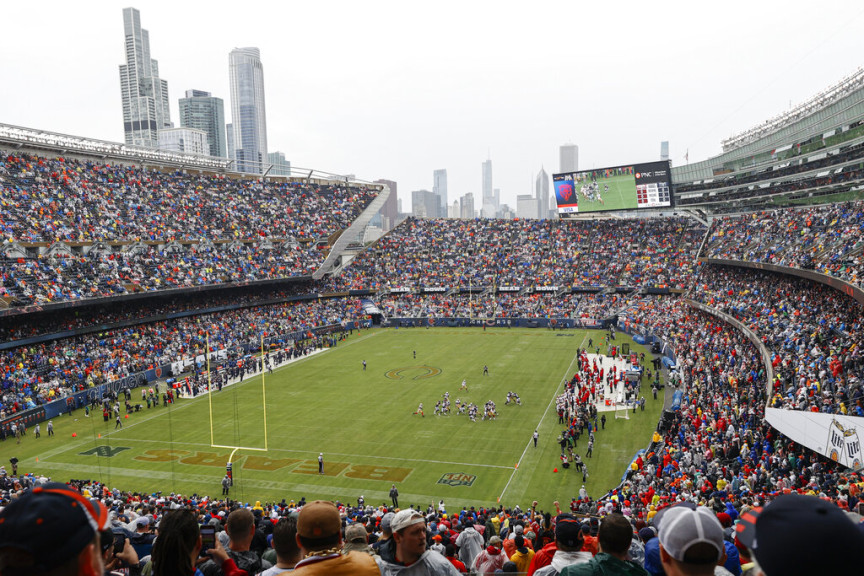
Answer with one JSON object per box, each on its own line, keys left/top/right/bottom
{"left": 580, "top": 181, "right": 607, "bottom": 204}
{"left": 413, "top": 384, "right": 521, "bottom": 422}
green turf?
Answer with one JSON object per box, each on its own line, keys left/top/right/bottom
{"left": 2, "top": 328, "right": 663, "bottom": 509}
{"left": 576, "top": 174, "right": 636, "bottom": 213}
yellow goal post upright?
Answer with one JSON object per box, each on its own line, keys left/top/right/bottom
{"left": 205, "top": 333, "right": 270, "bottom": 483}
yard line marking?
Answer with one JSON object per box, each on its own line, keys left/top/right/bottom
{"left": 63, "top": 436, "right": 515, "bottom": 469}
{"left": 498, "top": 332, "right": 588, "bottom": 502}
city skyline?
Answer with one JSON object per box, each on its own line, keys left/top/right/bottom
{"left": 3, "top": 1, "right": 864, "bottom": 210}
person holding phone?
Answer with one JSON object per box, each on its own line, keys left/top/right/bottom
{"left": 102, "top": 533, "right": 140, "bottom": 576}
{"left": 198, "top": 509, "right": 271, "bottom": 576}
{"left": 149, "top": 510, "right": 247, "bottom": 576}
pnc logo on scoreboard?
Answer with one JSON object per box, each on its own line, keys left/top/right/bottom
{"left": 437, "top": 472, "right": 477, "bottom": 487}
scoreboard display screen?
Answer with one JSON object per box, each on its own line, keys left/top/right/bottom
{"left": 553, "top": 160, "right": 672, "bottom": 215}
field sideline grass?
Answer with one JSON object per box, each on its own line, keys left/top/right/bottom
{"left": 0, "top": 328, "right": 663, "bottom": 509}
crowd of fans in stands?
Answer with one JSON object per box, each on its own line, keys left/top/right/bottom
{"left": 0, "top": 151, "right": 377, "bottom": 242}
{"left": 0, "top": 283, "right": 315, "bottom": 342}
{"left": 337, "top": 217, "right": 704, "bottom": 291}
{"left": 1, "top": 150, "right": 380, "bottom": 306}
{"left": 702, "top": 200, "right": 863, "bottom": 287}
{"left": 4, "top": 150, "right": 864, "bottom": 574}
{"left": 0, "top": 243, "right": 321, "bottom": 306}
{"left": 691, "top": 265, "right": 864, "bottom": 416}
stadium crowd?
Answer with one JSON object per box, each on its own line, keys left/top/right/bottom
{"left": 0, "top": 151, "right": 377, "bottom": 242}
{"left": 337, "top": 217, "right": 705, "bottom": 291}
{"left": 702, "top": 200, "right": 864, "bottom": 288}
{"left": 1, "top": 273, "right": 863, "bottom": 575}
{"left": 690, "top": 265, "right": 864, "bottom": 416}
{"left": 1, "top": 150, "right": 380, "bottom": 306}
{"left": 0, "top": 243, "right": 321, "bottom": 307}
{"left": 379, "top": 292, "right": 627, "bottom": 321}
{"left": 0, "top": 283, "right": 315, "bottom": 343}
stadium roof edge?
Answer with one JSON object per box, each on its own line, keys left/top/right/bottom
{"left": 721, "top": 67, "right": 864, "bottom": 152}
{"left": 0, "top": 122, "right": 381, "bottom": 187}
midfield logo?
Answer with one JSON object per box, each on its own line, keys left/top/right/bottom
{"left": 437, "top": 472, "right": 476, "bottom": 487}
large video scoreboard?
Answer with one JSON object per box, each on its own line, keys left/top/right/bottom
{"left": 553, "top": 160, "right": 672, "bottom": 216}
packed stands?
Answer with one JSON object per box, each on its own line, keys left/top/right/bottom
{"left": 615, "top": 299, "right": 860, "bottom": 513}
{"left": 0, "top": 150, "right": 380, "bottom": 307}
{"left": 0, "top": 283, "right": 315, "bottom": 342}
{"left": 690, "top": 265, "right": 864, "bottom": 416}
{"left": 3, "top": 297, "right": 861, "bottom": 576}
{"left": 338, "top": 217, "right": 705, "bottom": 291}
{"left": 702, "top": 201, "right": 864, "bottom": 288}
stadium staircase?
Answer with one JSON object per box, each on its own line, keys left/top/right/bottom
{"left": 311, "top": 184, "right": 390, "bottom": 280}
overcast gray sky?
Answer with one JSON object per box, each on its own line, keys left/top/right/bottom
{"left": 2, "top": 1, "right": 863, "bottom": 211}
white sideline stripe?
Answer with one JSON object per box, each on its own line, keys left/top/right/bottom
{"left": 497, "top": 332, "right": 589, "bottom": 502}
{"left": 66, "top": 436, "right": 515, "bottom": 470}
{"left": 36, "top": 460, "right": 481, "bottom": 504}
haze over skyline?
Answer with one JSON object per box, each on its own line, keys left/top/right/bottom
{"left": 2, "top": 1, "right": 864, "bottom": 212}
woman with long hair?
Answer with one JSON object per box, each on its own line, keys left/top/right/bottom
{"left": 151, "top": 510, "right": 201, "bottom": 576}
{"left": 150, "top": 510, "right": 245, "bottom": 576}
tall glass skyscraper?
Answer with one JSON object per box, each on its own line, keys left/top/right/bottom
{"left": 119, "top": 7, "right": 171, "bottom": 148}
{"left": 433, "top": 169, "right": 448, "bottom": 214}
{"left": 481, "top": 159, "right": 493, "bottom": 204}
{"left": 229, "top": 47, "right": 268, "bottom": 173}
{"left": 535, "top": 167, "right": 550, "bottom": 219}
{"left": 179, "top": 90, "right": 226, "bottom": 158}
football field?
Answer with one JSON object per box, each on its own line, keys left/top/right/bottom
{"left": 4, "top": 328, "right": 663, "bottom": 509}
{"left": 578, "top": 173, "right": 636, "bottom": 213}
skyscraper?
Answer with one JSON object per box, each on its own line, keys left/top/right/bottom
{"left": 516, "top": 194, "right": 538, "bottom": 219}
{"left": 482, "top": 159, "right": 493, "bottom": 205}
{"left": 375, "top": 179, "right": 398, "bottom": 231}
{"left": 266, "top": 151, "right": 291, "bottom": 176}
{"left": 660, "top": 141, "right": 670, "bottom": 161}
{"left": 460, "top": 193, "right": 475, "bottom": 219}
{"left": 559, "top": 143, "right": 579, "bottom": 173}
{"left": 226, "top": 123, "right": 234, "bottom": 160}
{"left": 119, "top": 7, "right": 171, "bottom": 148}
{"left": 157, "top": 127, "right": 208, "bottom": 155}
{"left": 536, "top": 167, "right": 550, "bottom": 219}
{"left": 433, "top": 169, "right": 448, "bottom": 213}
{"left": 412, "top": 190, "right": 440, "bottom": 219}
{"left": 179, "top": 90, "right": 226, "bottom": 158}
{"left": 229, "top": 47, "right": 268, "bottom": 173}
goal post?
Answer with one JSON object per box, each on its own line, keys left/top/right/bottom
{"left": 205, "top": 332, "right": 270, "bottom": 453}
